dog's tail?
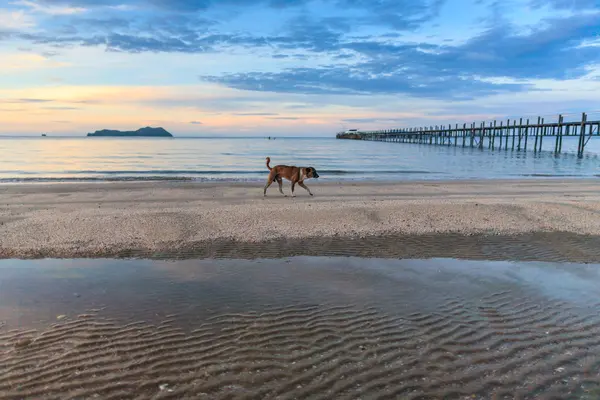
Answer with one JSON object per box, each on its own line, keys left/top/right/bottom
{"left": 266, "top": 157, "right": 272, "bottom": 171}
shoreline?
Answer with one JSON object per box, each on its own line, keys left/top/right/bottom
{"left": 2, "top": 178, "right": 600, "bottom": 260}
{"left": 0, "top": 174, "right": 598, "bottom": 184}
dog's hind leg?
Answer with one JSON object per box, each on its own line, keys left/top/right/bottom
{"left": 263, "top": 178, "right": 274, "bottom": 196}
{"left": 298, "top": 181, "right": 313, "bottom": 196}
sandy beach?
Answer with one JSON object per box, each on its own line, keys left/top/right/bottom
{"left": 1, "top": 178, "right": 600, "bottom": 260}
{"left": 2, "top": 180, "right": 600, "bottom": 399}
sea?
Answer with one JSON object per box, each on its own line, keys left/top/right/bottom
{"left": 0, "top": 136, "right": 599, "bottom": 183}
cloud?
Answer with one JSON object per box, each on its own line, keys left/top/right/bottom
{"left": 0, "top": 53, "right": 70, "bottom": 71}
{"left": 578, "top": 38, "right": 600, "bottom": 48}
{"left": 530, "top": 0, "right": 599, "bottom": 10}
{"left": 268, "top": 116, "right": 300, "bottom": 120}
{"left": 0, "top": 10, "right": 35, "bottom": 29}
{"left": 233, "top": 112, "right": 279, "bottom": 116}
{"left": 200, "top": 12, "right": 600, "bottom": 99}
{"left": 340, "top": 0, "right": 447, "bottom": 30}
{"left": 30, "top": 0, "right": 443, "bottom": 25}
{"left": 342, "top": 117, "right": 405, "bottom": 123}
{"left": 13, "top": 0, "right": 86, "bottom": 15}
{"left": 28, "top": 0, "right": 121, "bottom": 7}
{"left": 285, "top": 104, "right": 312, "bottom": 109}
{"left": 0, "top": 98, "right": 54, "bottom": 103}
{"left": 0, "top": 107, "right": 27, "bottom": 112}
{"left": 17, "top": 31, "right": 263, "bottom": 54}
{"left": 41, "top": 106, "right": 80, "bottom": 110}
{"left": 201, "top": 66, "right": 529, "bottom": 99}
{"left": 189, "top": 120, "right": 203, "bottom": 124}
{"left": 12, "top": 0, "right": 445, "bottom": 54}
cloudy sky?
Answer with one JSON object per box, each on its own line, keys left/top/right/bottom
{"left": 0, "top": 0, "right": 599, "bottom": 136}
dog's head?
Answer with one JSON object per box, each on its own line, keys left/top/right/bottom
{"left": 305, "top": 167, "right": 319, "bottom": 179}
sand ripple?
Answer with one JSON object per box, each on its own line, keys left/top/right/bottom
{"left": 2, "top": 292, "right": 600, "bottom": 399}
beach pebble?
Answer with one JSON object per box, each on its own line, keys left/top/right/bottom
{"left": 159, "top": 384, "right": 173, "bottom": 392}
{"left": 14, "top": 338, "right": 32, "bottom": 348}
{"left": 56, "top": 314, "right": 67, "bottom": 320}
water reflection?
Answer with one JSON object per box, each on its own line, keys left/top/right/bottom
{"left": 1, "top": 257, "right": 599, "bottom": 331}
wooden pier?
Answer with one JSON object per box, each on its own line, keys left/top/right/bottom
{"left": 336, "top": 112, "right": 600, "bottom": 158}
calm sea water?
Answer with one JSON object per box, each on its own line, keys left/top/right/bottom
{"left": 0, "top": 136, "right": 599, "bottom": 183}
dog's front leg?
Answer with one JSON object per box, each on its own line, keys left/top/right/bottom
{"left": 298, "top": 182, "right": 313, "bottom": 196}
{"left": 291, "top": 181, "right": 296, "bottom": 197}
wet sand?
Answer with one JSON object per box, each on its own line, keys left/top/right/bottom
{"left": 1, "top": 179, "right": 600, "bottom": 260}
{"left": 2, "top": 257, "right": 600, "bottom": 399}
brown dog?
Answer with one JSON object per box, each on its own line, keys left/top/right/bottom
{"left": 263, "top": 157, "right": 319, "bottom": 197}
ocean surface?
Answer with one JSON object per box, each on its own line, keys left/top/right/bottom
{"left": 0, "top": 136, "right": 599, "bottom": 183}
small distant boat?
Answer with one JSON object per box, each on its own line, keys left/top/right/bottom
{"left": 41, "top": 134, "right": 47, "bottom": 137}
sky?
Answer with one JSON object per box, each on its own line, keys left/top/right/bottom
{"left": 0, "top": 0, "right": 599, "bottom": 136}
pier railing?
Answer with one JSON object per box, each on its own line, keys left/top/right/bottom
{"left": 336, "top": 112, "right": 600, "bottom": 158}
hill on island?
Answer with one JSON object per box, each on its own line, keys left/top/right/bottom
{"left": 87, "top": 127, "right": 173, "bottom": 137}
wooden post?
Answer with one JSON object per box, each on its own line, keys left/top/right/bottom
{"left": 534, "top": 117, "right": 540, "bottom": 152}
{"left": 498, "top": 120, "right": 503, "bottom": 150}
{"left": 511, "top": 120, "right": 516, "bottom": 150}
{"left": 462, "top": 123, "right": 467, "bottom": 147}
{"left": 469, "top": 123, "right": 473, "bottom": 148}
{"left": 554, "top": 115, "right": 563, "bottom": 154}
{"left": 517, "top": 118, "right": 523, "bottom": 151}
{"left": 523, "top": 119, "right": 529, "bottom": 151}
{"left": 454, "top": 124, "right": 458, "bottom": 146}
{"left": 578, "top": 112, "right": 587, "bottom": 158}
{"left": 561, "top": 124, "right": 568, "bottom": 153}
{"left": 504, "top": 119, "right": 510, "bottom": 150}
{"left": 539, "top": 118, "right": 545, "bottom": 152}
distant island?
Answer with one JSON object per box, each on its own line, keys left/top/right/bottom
{"left": 87, "top": 127, "right": 173, "bottom": 137}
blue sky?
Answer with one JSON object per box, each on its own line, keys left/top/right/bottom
{"left": 0, "top": 0, "right": 599, "bottom": 135}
